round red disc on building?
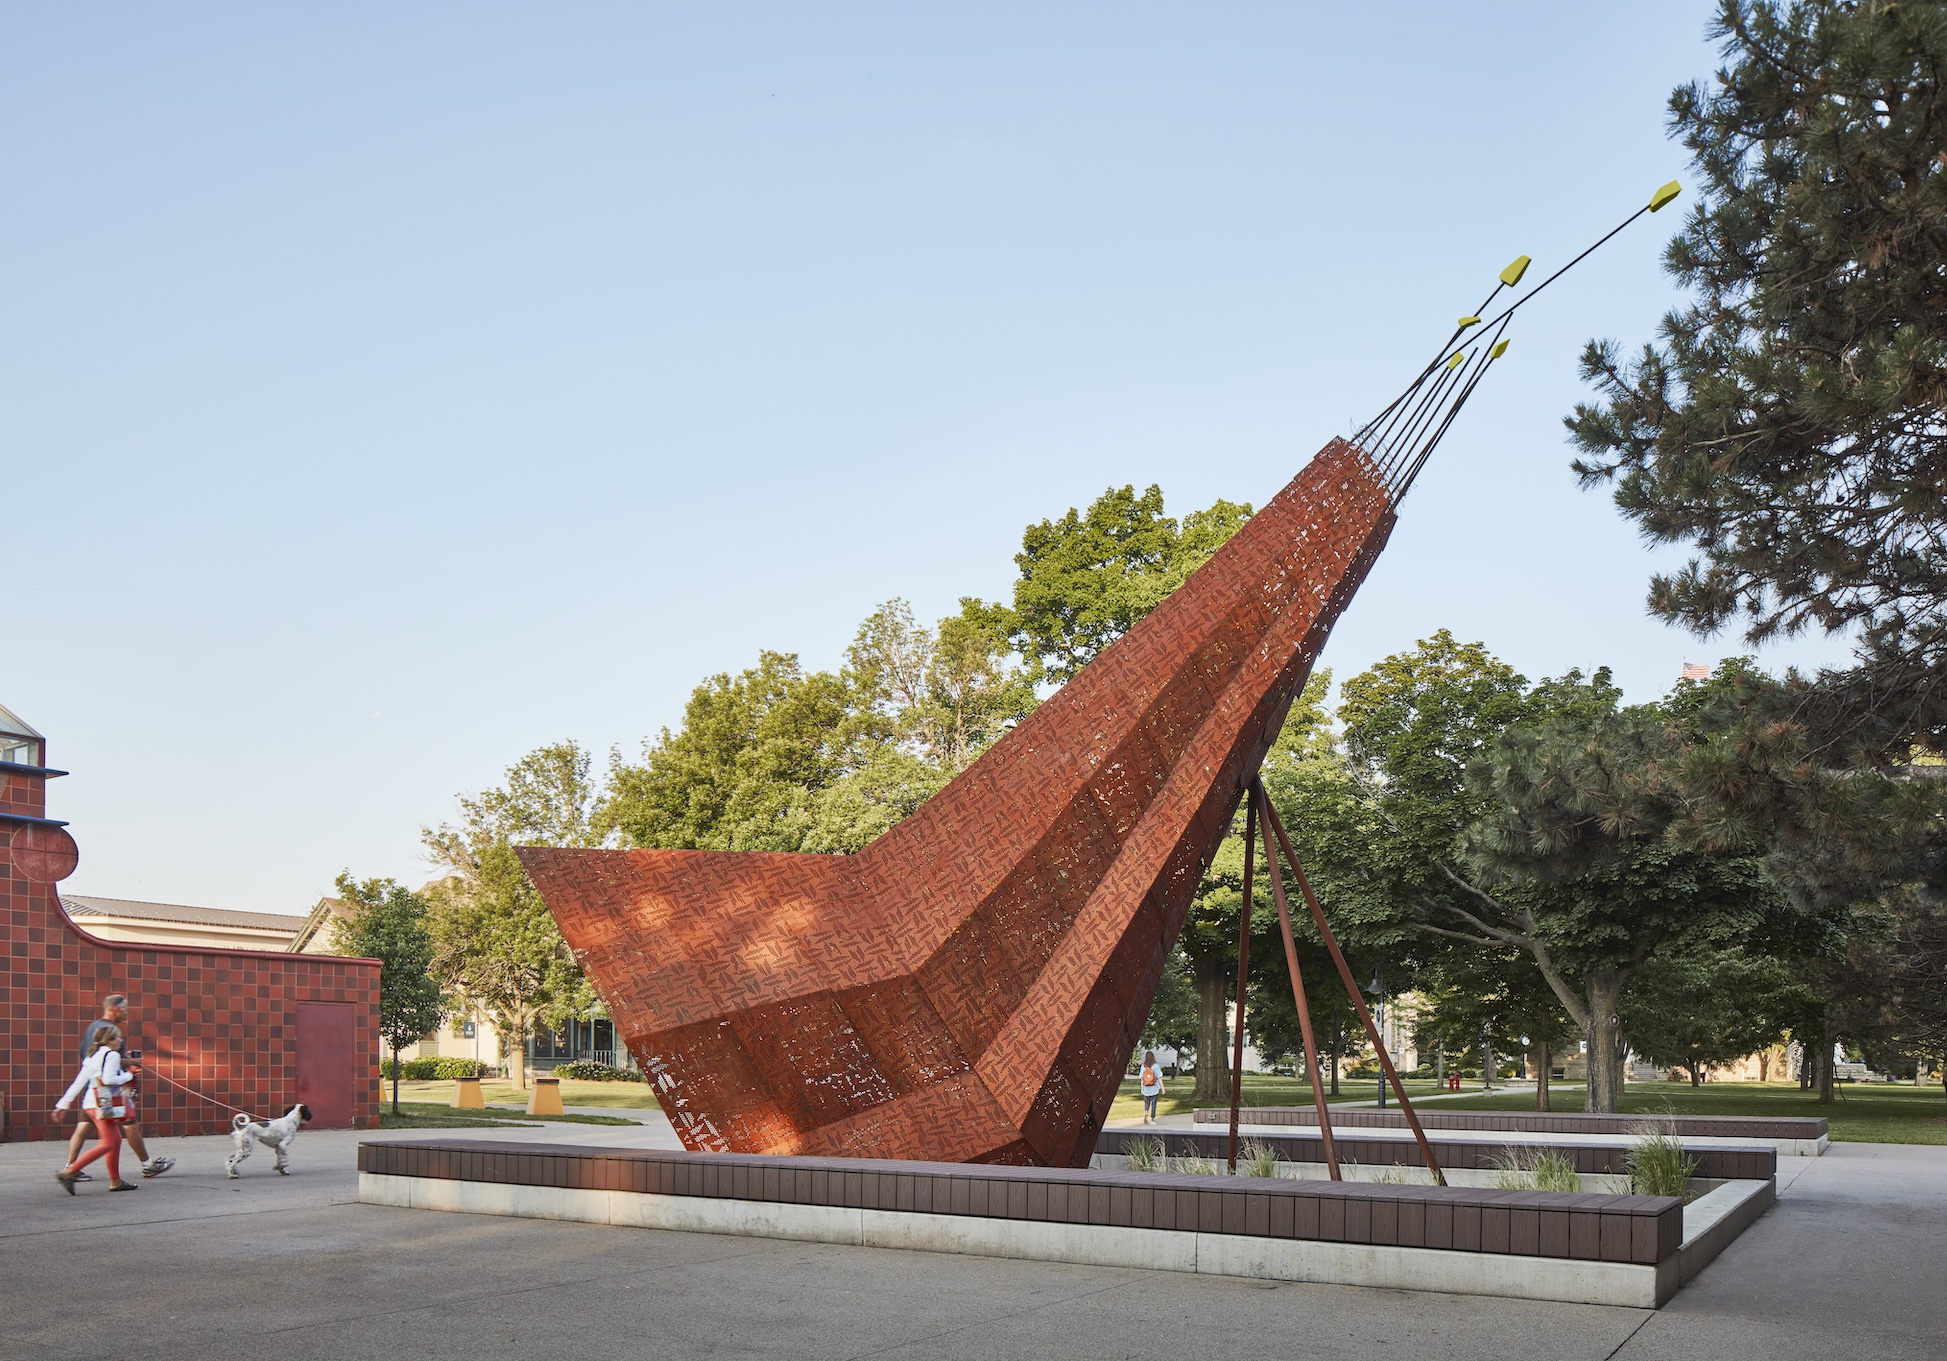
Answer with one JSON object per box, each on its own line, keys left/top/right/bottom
{"left": 10, "top": 823, "right": 79, "bottom": 883}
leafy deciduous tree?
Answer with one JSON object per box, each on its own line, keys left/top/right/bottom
{"left": 332, "top": 873, "right": 445, "bottom": 1114}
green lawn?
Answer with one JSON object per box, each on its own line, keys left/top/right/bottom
{"left": 374, "top": 1100, "right": 643, "bottom": 1129}
{"left": 390, "top": 1077, "right": 662, "bottom": 1111}
{"left": 376, "top": 1103, "right": 542, "bottom": 1130}
{"left": 1435, "top": 1080, "right": 1947, "bottom": 1145}
{"left": 1108, "top": 1072, "right": 1481, "bottom": 1124}
{"left": 379, "top": 1071, "right": 1947, "bottom": 1142}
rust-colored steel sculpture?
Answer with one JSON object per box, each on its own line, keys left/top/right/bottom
{"left": 520, "top": 190, "right": 1680, "bottom": 1166}
{"left": 522, "top": 437, "right": 1394, "bottom": 1166}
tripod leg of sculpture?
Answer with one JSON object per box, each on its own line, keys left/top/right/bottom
{"left": 1226, "top": 794, "right": 1254, "bottom": 1174}
{"left": 1251, "top": 778, "right": 1339, "bottom": 1180}
{"left": 1260, "top": 795, "right": 1447, "bottom": 1186}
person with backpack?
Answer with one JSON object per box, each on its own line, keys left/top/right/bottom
{"left": 1139, "top": 1050, "right": 1166, "bottom": 1124}
{"left": 53, "top": 1023, "right": 138, "bottom": 1193}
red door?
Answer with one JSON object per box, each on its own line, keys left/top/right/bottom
{"left": 295, "top": 1001, "right": 357, "bottom": 1129}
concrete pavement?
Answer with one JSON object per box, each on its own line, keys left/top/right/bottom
{"left": 0, "top": 1124, "right": 1938, "bottom": 1360}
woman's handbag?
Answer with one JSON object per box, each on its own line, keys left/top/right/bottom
{"left": 91, "top": 1060, "right": 127, "bottom": 1121}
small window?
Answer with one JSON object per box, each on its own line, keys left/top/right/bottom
{"left": 0, "top": 704, "right": 44, "bottom": 767}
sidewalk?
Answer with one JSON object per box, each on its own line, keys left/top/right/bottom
{"left": 1108, "top": 1083, "right": 1576, "bottom": 1130}
{"left": 475, "top": 1102, "right": 676, "bottom": 1127}
{"left": 1, "top": 1124, "right": 1939, "bottom": 1360}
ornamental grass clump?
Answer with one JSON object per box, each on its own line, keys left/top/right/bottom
{"left": 1492, "top": 1145, "right": 1583, "bottom": 1193}
{"left": 1627, "top": 1122, "right": 1698, "bottom": 1201}
{"left": 1123, "top": 1136, "right": 1164, "bottom": 1173}
{"left": 1240, "top": 1139, "right": 1280, "bottom": 1178}
{"left": 1176, "top": 1153, "right": 1222, "bottom": 1176}
{"left": 1531, "top": 1148, "right": 1582, "bottom": 1193}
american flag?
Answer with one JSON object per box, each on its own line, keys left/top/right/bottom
{"left": 1680, "top": 661, "right": 1712, "bottom": 681}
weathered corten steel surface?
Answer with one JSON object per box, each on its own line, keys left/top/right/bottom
{"left": 520, "top": 438, "right": 1394, "bottom": 1166}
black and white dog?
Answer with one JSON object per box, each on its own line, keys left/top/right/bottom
{"left": 226, "top": 1104, "right": 313, "bottom": 1178}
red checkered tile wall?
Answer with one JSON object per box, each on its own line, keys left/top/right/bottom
{"left": 521, "top": 438, "right": 1395, "bottom": 1168}
{"left": 2, "top": 769, "right": 381, "bottom": 1141}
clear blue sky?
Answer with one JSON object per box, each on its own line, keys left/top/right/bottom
{"left": 3, "top": 4, "right": 1852, "bottom": 912}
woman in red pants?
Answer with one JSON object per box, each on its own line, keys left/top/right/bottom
{"left": 54, "top": 1023, "right": 136, "bottom": 1193}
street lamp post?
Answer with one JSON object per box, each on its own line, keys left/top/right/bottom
{"left": 1367, "top": 969, "right": 1387, "bottom": 1108}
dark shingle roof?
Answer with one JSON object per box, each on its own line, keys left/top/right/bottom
{"left": 60, "top": 895, "right": 310, "bottom": 933}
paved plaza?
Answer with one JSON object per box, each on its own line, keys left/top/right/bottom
{"left": 0, "top": 1123, "right": 1939, "bottom": 1361}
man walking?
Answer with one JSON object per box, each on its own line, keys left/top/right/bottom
{"left": 61, "top": 994, "right": 173, "bottom": 1179}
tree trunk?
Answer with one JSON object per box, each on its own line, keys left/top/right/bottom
{"left": 391, "top": 1042, "right": 401, "bottom": 1114}
{"left": 1690, "top": 1064, "right": 1702, "bottom": 1088}
{"left": 1328, "top": 1027, "right": 1343, "bottom": 1098}
{"left": 502, "top": 1012, "right": 531, "bottom": 1092}
{"left": 1535, "top": 1040, "right": 1551, "bottom": 1112}
{"left": 1193, "top": 954, "right": 1230, "bottom": 1101}
{"left": 1434, "top": 1040, "right": 1445, "bottom": 1089}
{"left": 1584, "top": 969, "right": 1627, "bottom": 1114}
{"left": 1816, "top": 1029, "right": 1834, "bottom": 1105}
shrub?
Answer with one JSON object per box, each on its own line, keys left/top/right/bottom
{"left": 379, "top": 1057, "right": 487, "bottom": 1080}
{"left": 549, "top": 1059, "right": 645, "bottom": 1082}
{"left": 1175, "top": 1153, "right": 1222, "bottom": 1176}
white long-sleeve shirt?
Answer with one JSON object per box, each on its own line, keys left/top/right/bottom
{"left": 57, "top": 1049, "right": 132, "bottom": 1114}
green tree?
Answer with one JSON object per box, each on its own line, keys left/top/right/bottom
{"left": 841, "top": 597, "right": 1034, "bottom": 774}
{"left": 599, "top": 598, "right": 1032, "bottom": 857}
{"left": 424, "top": 741, "right": 609, "bottom": 1087}
{"left": 1287, "top": 635, "right": 1800, "bottom": 1111}
{"left": 1621, "top": 948, "right": 1808, "bottom": 1086}
{"left": 1177, "top": 672, "right": 1335, "bottom": 1100}
{"left": 599, "top": 653, "right": 855, "bottom": 852}
{"left": 1566, "top": 1, "right": 1947, "bottom": 1093}
{"left": 1243, "top": 936, "right": 1368, "bottom": 1097}
{"left": 332, "top": 873, "right": 445, "bottom": 1114}
{"left": 1011, "top": 484, "right": 1251, "bottom": 683}
{"left": 1569, "top": 0, "right": 1947, "bottom": 758}
{"left": 1411, "top": 951, "right": 1579, "bottom": 1108}
{"left": 1138, "top": 947, "right": 1199, "bottom": 1075}
{"left": 1459, "top": 673, "right": 1802, "bottom": 1111}
{"left": 425, "top": 842, "right": 565, "bottom": 1091}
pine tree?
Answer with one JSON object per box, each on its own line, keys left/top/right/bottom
{"left": 1568, "top": 0, "right": 1947, "bottom": 758}
{"left": 1565, "top": 2, "right": 1947, "bottom": 1099}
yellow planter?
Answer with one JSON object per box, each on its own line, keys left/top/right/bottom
{"left": 527, "top": 1078, "right": 565, "bottom": 1116}
{"left": 452, "top": 1076, "right": 485, "bottom": 1109}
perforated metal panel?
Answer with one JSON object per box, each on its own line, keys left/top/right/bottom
{"left": 522, "top": 439, "right": 1395, "bottom": 1165}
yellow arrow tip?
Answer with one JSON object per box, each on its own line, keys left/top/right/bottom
{"left": 1499, "top": 255, "right": 1532, "bottom": 287}
{"left": 1650, "top": 180, "right": 1682, "bottom": 212}
{"left": 1445, "top": 351, "right": 1466, "bottom": 371}
{"left": 1457, "top": 315, "right": 1482, "bottom": 329}
{"left": 1490, "top": 338, "right": 1510, "bottom": 359}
